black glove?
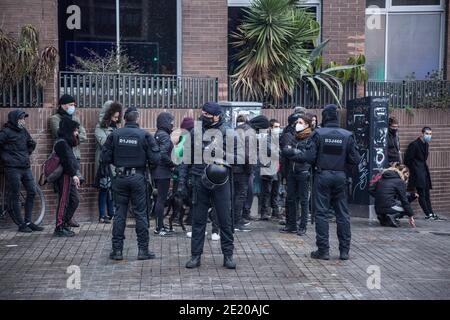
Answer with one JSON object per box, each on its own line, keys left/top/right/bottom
{"left": 284, "top": 147, "right": 297, "bottom": 158}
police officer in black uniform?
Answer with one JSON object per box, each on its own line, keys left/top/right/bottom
{"left": 101, "top": 107, "right": 160, "bottom": 261}
{"left": 178, "top": 102, "right": 236, "bottom": 269}
{"left": 291, "top": 105, "right": 360, "bottom": 261}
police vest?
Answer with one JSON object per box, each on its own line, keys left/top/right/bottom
{"left": 112, "top": 127, "right": 147, "bottom": 168}
{"left": 316, "top": 127, "right": 351, "bottom": 171}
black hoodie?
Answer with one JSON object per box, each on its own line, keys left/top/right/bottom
{"left": 54, "top": 118, "right": 80, "bottom": 177}
{"left": 0, "top": 110, "right": 36, "bottom": 168}
{"left": 152, "top": 112, "right": 175, "bottom": 179}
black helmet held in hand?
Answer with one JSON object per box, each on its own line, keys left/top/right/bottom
{"left": 201, "top": 162, "right": 230, "bottom": 190}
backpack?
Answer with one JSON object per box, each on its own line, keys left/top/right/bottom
{"left": 368, "top": 172, "right": 383, "bottom": 196}
{"left": 39, "top": 139, "right": 65, "bottom": 185}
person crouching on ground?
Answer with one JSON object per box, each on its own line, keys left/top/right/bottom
{"left": 370, "top": 164, "right": 416, "bottom": 228}
{"left": 53, "top": 118, "right": 81, "bottom": 237}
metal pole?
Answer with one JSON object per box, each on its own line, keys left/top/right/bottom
{"left": 116, "top": 0, "right": 120, "bottom": 73}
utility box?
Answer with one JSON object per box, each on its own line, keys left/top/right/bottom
{"left": 218, "top": 101, "right": 263, "bottom": 129}
{"left": 346, "top": 96, "right": 389, "bottom": 219}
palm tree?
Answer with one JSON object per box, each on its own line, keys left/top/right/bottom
{"left": 231, "top": 0, "right": 358, "bottom": 106}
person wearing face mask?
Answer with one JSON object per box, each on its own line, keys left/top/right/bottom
{"left": 152, "top": 112, "right": 177, "bottom": 236}
{"left": 259, "top": 119, "right": 282, "bottom": 221}
{"left": 177, "top": 102, "right": 236, "bottom": 269}
{"left": 281, "top": 114, "right": 313, "bottom": 235}
{"left": 292, "top": 105, "right": 360, "bottom": 261}
{"left": 0, "top": 110, "right": 42, "bottom": 233}
{"left": 404, "top": 127, "right": 442, "bottom": 221}
{"left": 387, "top": 117, "right": 401, "bottom": 165}
{"left": 49, "top": 94, "right": 87, "bottom": 228}
{"left": 95, "top": 101, "right": 123, "bottom": 224}
{"left": 53, "top": 117, "right": 82, "bottom": 237}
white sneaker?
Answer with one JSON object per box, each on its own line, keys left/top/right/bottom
{"left": 186, "top": 231, "right": 207, "bottom": 238}
{"left": 211, "top": 233, "right": 220, "bottom": 241}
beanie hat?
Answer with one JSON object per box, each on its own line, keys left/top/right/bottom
{"left": 202, "top": 102, "right": 223, "bottom": 116}
{"left": 58, "top": 94, "right": 75, "bottom": 106}
{"left": 180, "top": 116, "right": 195, "bottom": 130}
{"left": 322, "top": 104, "right": 338, "bottom": 124}
{"left": 288, "top": 113, "right": 301, "bottom": 126}
{"left": 249, "top": 115, "right": 270, "bottom": 130}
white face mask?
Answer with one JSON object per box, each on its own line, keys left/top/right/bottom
{"left": 272, "top": 128, "right": 282, "bottom": 135}
{"left": 295, "top": 123, "right": 306, "bottom": 132}
{"left": 236, "top": 122, "right": 245, "bottom": 127}
{"left": 18, "top": 119, "right": 26, "bottom": 128}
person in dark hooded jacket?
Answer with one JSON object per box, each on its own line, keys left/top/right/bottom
{"left": 53, "top": 117, "right": 81, "bottom": 237}
{"left": 0, "top": 109, "right": 42, "bottom": 232}
{"left": 369, "top": 165, "right": 415, "bottom": 228}
{"left": 152, "top": 112, "right": 176, "bottom": 235}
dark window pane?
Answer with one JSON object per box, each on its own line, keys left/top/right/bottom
{"left": 391, "top": 0, "right": 440, "bottom": 5}
{"left": 120, "top": 0, "right": 177, "bottom": 74}
{"left": 58, "top": 0, "right": 177, "bottom": 74}
{"left": 366, "top": 0, "right": 386, "bottom": 8}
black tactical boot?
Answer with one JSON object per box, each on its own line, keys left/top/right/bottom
{"left": 339, "top": 251, "right": 350, "bottom": 260}
{"left": 185, "top": 255, "right": 201, "bottom": 268}
{"left": 310, "top": 250, "right": 330, "bottom": 260}
{"left": 109, "top": 249, "right": 123, "bottom": 261}
{"left": 138, "top": 248, "right": 156, "bottom": 260}
{"left": 223, "top": 255, "right": 236, "bottom": 269}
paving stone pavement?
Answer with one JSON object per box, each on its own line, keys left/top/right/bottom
{"left": 0, "top": 216, "right": 450, "bottom": 300}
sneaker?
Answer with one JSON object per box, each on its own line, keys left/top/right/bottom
{"left": 27, "top": 222, "right": 44, "bottom": 232}
{"left": 18, "top": 224, "right": 33, "bottom": 233}
{"left": 211, "top": 233, "right": 220, "bottom": 241}
{"left": 432, "top": 213, "right": 446, "bottom": 221}
{"left": 186, "top": 231, "right": 207, "bottom": 238}
{"left": 99, "top": 217, "right": 111, "bottom": 224}
{"left": 154, "top": 228, "right": 174, "bottom": 236}
{"left": 297, "top": 228, "right": 307, "bottom": 236}
{"left": 425, "top": 214, "right": 433, "bottom": 220}
{"left": 234, "top": 224, "right": 251, "bottom": 232}
{"left": 53, "top": 227, "right": 75, "bottom": 237}
{"left": 279, "top": 227, "right": 297, "bottom": 234}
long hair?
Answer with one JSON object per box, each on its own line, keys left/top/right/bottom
{"left": 101, "top": 102, "right": 123, "bottom": 128}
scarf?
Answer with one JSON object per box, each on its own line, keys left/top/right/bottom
{"left": 296, "top": 127, "right": 312, "bottom": 140}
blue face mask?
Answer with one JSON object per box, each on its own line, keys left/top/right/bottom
{"left": 424, "top": 134, "right": 432, "bottom": 143}
{"left": 272, "top": 128, "right": 282, "bottom": 135}
{"left": 67, "top": 106, "right": 76, "bottom": 115}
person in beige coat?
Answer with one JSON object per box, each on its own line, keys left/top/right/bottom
{"left": 49, "top": 94, "right": 87, "bottom": 227}
{"left": 94, "top": 101, "right": 122, "bottom": 223}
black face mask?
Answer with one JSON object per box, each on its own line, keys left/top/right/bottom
{"left": 201, "top": 115, "right": 215, "bottom": 128}
{"left": 389, "top": 128, "right": 398, "bottom": 135}
{"left": 110, "top": 120, "right": 117, "bottom": 128}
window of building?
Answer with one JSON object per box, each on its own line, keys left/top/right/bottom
{"left": 227, "top": 0, "right": 321, "bottom": 75}
{"left": 365, "top": 0, "right": 445, "bottom": 80}
{"left": 58, "top": 0, "right": 179, "bottom": 74}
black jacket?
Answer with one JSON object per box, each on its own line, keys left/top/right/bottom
{"left": 55, "top": 117, "right": 80, "bottom": 177}
{"left": 370, "top": 170, "right": 414, "bottom": 217}
{"left": 404, "top": 138, "right": 432, "bottom": 190}
{"left": 387, "top": 129, "right": 401, "bottom": 163}
{"left": 178, "top": 118, "right": 230, "bottom": 183}
{"left": 152, "top": 112, "right": 175, "bottom": 179}
{"left": 0, "top": 110, "right": 36, "bottom": 168}
{"left": 232, "top": 122, "right": 253, "bottom": 174}
{"left": 282, "top": 131, "right": 312, "bottom": 174}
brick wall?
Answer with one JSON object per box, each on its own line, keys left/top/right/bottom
{"left": 0, "top": 0, "right": 59, "bottom": 107}
{"left": 0, "top": 107, "right": 449, "bottom": 227}
{"left": 321, "top": 0, "right": 365, "bottom": 65}
{"left": 182, "top": 0, "right": 228, "bottom": 100}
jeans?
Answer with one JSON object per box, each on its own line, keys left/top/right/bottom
{"left": 154, "top": 178, "right": 171, "bottom": 230}
{"left": 416, "top": 187, "right": 434, "bottom": 216}
{"left": 5, "top": 167, "right": 36, "bottom": 226}
{"left": 98, "top": 189, "right": 114, "bottom": 219}
{"left": 286, "top": 171, "right": 310, "bottom": 230}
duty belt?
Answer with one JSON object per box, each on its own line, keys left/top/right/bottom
{"left": 116, "top": 167, "right": 145, "bottom": 176}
